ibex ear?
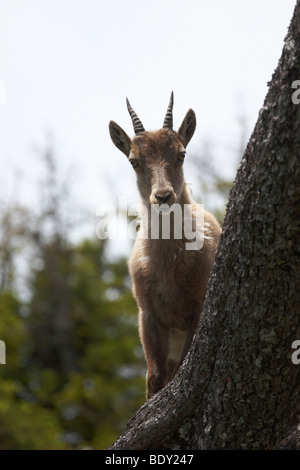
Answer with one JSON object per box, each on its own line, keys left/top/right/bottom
{"left": 178, "top": 109, "right": 196, "bottom": 147}
{"left": 109, "top": 121, "right": 132, "bottom": 157}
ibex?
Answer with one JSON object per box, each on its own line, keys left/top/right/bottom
{"left": 109, "top": 93, "right": 221, "bottom": 399}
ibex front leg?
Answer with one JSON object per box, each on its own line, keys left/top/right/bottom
{"left": 139, "top": 310, "right": 169, "bottom": 400}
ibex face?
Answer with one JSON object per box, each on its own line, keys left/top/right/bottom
{"left": 129, "top": 129, "right": 186, "bottom": 206}
{"left": 109, "top": 92, "right": 196, "bottom": 207}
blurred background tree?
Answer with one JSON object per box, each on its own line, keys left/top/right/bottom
{"left": 0, "top": 142, "right": 146, "bottom": 449}
{"left": 0, "top": 131, "right": 238, "bottom": 449}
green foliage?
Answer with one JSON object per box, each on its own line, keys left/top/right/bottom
{"left": 0, "top": 291, "right": 26, "bottom": 371}
{"left": 0, "top": 291, "right": 67, "bottom": 449}
{"left": 0, "top": 238, "right": 145, "bottom": 449}
{"left": 0, "top": 380, "right": 67, "bottom": 450}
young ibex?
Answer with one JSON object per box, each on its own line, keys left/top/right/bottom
{"left": 109, "top": 93, "right": 221, "bottom": 399}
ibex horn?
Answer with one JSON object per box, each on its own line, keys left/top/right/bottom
{"left": 126, "top": 98, "right": 145, "bottom": 135}
{"left": 163, "top": 91, "right": 174, "bottom": 130}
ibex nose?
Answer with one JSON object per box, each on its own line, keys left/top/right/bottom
{"left": 155, "top": 191, "right": 172, "bottom": 204}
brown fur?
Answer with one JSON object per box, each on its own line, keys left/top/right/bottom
{"left": 109, "top": 104, "right": 221, "bottom": 399}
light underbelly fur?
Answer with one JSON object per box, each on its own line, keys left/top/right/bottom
{"left": 167, "top": 328, "right": 187, "bottom": 363}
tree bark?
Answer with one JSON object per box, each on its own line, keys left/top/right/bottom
{"left": 108, "top": 1, "right": 300, "bottom": 450}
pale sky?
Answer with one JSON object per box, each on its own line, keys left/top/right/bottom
{"left": 0, "top": 0, "right": 296, "bottom": 250}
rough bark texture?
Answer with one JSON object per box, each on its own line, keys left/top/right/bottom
{"left": 108, "top": 2, "right": 300, "bottom": 450}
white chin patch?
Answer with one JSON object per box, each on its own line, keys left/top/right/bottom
{"left": 167, "top": 328, "right": 187, "bottom": 363}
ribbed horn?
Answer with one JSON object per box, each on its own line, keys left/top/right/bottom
{"left": 126, "top": 98, "right": 145, "bottom": 135}
{"left": 163, "top": 91, "right": 174, "bottom": 130}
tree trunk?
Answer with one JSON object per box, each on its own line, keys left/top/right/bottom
{"left": 108, "top": 1, "right": 300, "bottom": 450}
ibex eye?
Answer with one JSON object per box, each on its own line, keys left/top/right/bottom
{"left": 129, "top": 158, "right": 139, "bottom": 168}
{"left": 178, "top": 152, "right": 186, "bottom": 163}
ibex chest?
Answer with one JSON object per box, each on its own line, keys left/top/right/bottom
{"left": 130, "top": 242, "right": 203, "bottom": 329}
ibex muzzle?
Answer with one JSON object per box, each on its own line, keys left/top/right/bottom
{"left": 150, "top": 160, "right": 175, "bottom": 205}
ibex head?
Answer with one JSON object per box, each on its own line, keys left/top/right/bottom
{"left": 109, "top": 92, "right": 196, "bottom": 206}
